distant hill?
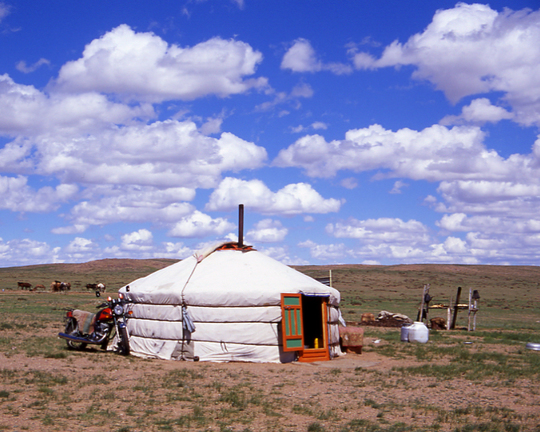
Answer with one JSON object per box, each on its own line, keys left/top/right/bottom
{"left": 0, "top": 258, "right": 179, "bottom": 291}
{"left": 27, "top": 258, "right": 180, "bottom": 273}
{"left": 3, "top": 258, "right": 540, "bottom": 300}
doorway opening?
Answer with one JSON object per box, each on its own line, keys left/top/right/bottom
{"left": 302, "top": 295, "right": 325, "bottom": 349}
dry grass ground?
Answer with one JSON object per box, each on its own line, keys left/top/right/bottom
{"left": 1, "top": 261, "right": 540, "bottom": 431}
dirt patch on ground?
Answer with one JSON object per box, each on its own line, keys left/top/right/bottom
{"left": 1, "top": 333, "right": 539, "bottom": 432}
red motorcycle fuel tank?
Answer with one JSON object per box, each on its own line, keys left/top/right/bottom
{"left": 96, "top": 308, "right": 113, "bottom": 321}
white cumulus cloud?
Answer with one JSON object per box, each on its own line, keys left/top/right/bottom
{"left": 247, "top": 219, "right": 288, "bottom": 243}
{"left": 281, "top": 38, "right": 352, "bottom": 75}
{"left": 65, "top": 237, "right": 99, "bottom": 253}
{"left": 0, "top": 238, "right": 61, "bottom": 267}
{"left": 62, "top": 187, "right": 195, "bottom": 229}
{"left": 16, "top": 58, "right": 50, "bottom": 74}
{"left": 0, "top": 115, "right": 268, "bottom": 202}
{"left": 0, "top": 74, "right": 153, "bottom": 136}
{"left": 206, "top": 177, "right": 342, "bottom": 215}
{"left": 121, "top": 229, "right": 154, "bottom": 251}
{"left": 53, "top": 24, "right": 268, "bottom": 102}
{"left": 281, "top": 39, "right": 321, "bottom": 73}
{"left": 0, "top": 175, "right": 78, "bottom": 212}
{"left": 434, "top": 180, "right": 540, "bottom": 217}
{"left": 168, "top": 210, "right": 234, "bottom": 238}
{"left": 327, "top": 217, "right": 431, "bottom": 245}
{"left": 352, "top": 4, "right": 540, "bottom": 126}
{"left": 274, "top": 124, "right": 509, "bottom": 181}
{"left": 441, "top": 98, "right": 514, "bottom": 125}
{"left": 298, "top": 239, "right": 351, "bottom": 261}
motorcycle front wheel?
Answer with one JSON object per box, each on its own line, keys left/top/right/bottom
{"left": 65, "top": 318, "right": 88, "bottom": 351}
{"left": 117, "top": 326, "right": 130, "bottom": 355}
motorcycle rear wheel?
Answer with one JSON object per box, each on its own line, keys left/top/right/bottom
{"left": 65, "top": 319, "right": 88, "bottom": 350}
{"left": 118, "top": 326, "right": 130, "bottom": 355}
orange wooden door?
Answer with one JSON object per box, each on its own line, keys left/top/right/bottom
{"left": 281, "top": 293, "right": 304, "bottom": 352}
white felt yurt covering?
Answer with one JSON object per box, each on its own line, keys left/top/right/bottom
{"left": 119, "top": 242, "right": 342, "bottom": 363}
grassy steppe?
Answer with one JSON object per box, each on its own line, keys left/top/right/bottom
{"left": 298, "top": 264, "right": 540, "bottom": 330}
{"left": 1, "top": 260, "right": 539, "bottom": 431}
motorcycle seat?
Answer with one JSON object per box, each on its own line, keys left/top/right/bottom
{"left": 72, "top": 310, "right": 96, "bottom": 334}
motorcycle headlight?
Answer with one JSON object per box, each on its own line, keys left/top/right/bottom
{"left": 113, "top": 304, "right": 124, "bottom": 316}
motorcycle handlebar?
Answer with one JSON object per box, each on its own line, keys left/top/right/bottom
{"left": 96, "top": 297, "right": 131, "bottom": 308}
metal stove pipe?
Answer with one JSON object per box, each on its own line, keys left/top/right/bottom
{"left": 238, "top": 204, "right": 244, "bottom": 247}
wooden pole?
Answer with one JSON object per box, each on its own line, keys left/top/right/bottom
{"left": 473, "top": 299, "right": 478, "bottom": 331}
{"left": 472, "top": 290, "right": 480, "bottom": 331}
{"left": 450, "top": 286, "right": 462, "bottom": 330}
{"left": 329, "top": 269, "right": 332, "bottom": 288}
{"left": 417, "top": 284, "right": 431, "bottom": 323}
{"left": 468, "top": 288, "right": 472, "bottom": 331}
{"left": 424, "top": 284, "right": 431, "bottom": 322}
{"left": 418, "top": 285, "right": 426, "bottom": 322}
{"left": 446, "top": 298, "right": 452, "bottom": 330}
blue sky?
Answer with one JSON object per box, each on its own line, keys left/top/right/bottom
{"left": 1, "top": 0, "right": 540, "bottom": 267}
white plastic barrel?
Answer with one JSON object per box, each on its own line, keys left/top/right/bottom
{"left": 407, "top": 321, "right": 429, "bottom": 343}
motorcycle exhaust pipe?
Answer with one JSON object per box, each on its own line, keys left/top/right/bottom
{"left": 58, "top": 332, "right": 108, "bottom": 345}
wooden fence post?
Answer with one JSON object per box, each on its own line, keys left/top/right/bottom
{"left": 450, "top": 286, "right": 462, "bottom": 330}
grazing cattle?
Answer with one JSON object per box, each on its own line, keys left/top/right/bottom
{"left": 51, "top": 281, "right": 71, "bottom": 292}
{"left": 18, "top": 282, "right": 32, "bottom": 290}
{"left": 86, "top": 283, "right": 106, "bottom": 293}
{"left": 34, "top": 284, "right": 46, "bottom": 291}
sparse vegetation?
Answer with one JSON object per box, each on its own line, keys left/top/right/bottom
{"left": 0, "top": 261, "right": 539, "bottom": 431}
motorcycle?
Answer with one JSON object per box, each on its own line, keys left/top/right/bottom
{"left": 58, "top": 291, "right": 132, "bottom": 355}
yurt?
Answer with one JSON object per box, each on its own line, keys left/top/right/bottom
{"left": 119, "top": 241, "right": 343, "bottom": 363}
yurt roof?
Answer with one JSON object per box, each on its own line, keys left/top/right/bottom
{"left": 120, "top": 242, "right": 340, "bottom": 307}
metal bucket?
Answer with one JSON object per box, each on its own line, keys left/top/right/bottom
{"left": 400, "top": 324, "right": 412, "bottom": 342}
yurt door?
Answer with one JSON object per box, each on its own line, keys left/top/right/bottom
{"left": 281, "top": 293, "right": 330, "bottom": 362}
{"left": 281, "top": 293, "right": 304, "bottom": 351}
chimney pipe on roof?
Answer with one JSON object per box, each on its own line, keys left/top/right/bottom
{"left": 238, "top": 204, "right": 244, "bottom": 247}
